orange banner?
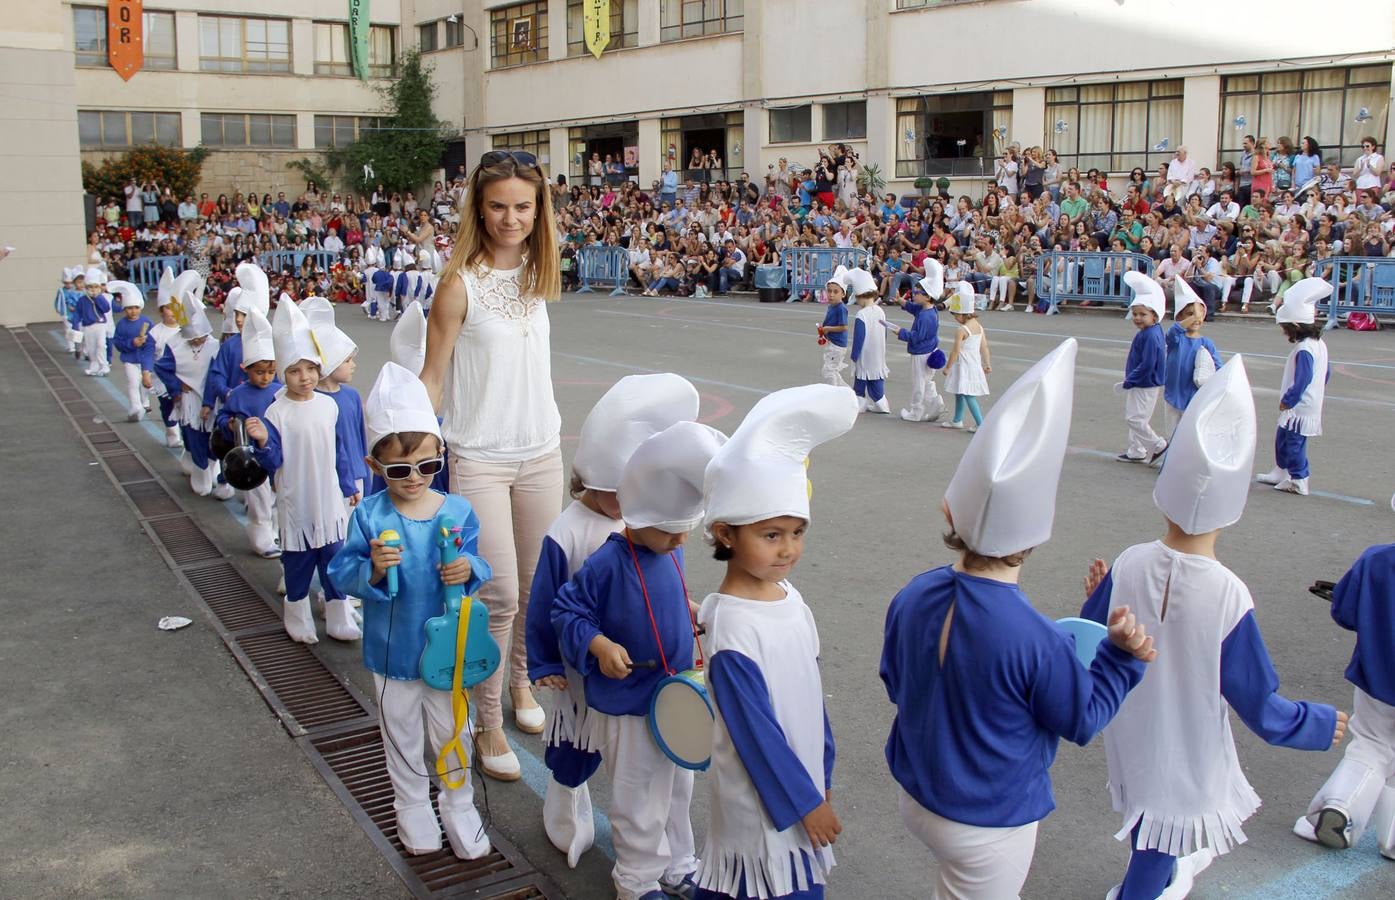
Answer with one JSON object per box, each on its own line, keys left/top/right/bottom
{"left": 107, "top": 0, "right": 143, "bottom": 81}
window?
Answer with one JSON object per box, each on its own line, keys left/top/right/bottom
{"left": 490, "top": 2, "right": 548, "bottom": 69}
{"left": 895, "top": 0, "right": 974, "bottom": 8}
{"left": 660, "top": 0, "right": 743, "bottom": 41}
{"left": 314, "top": 22, "right": 396, "bottom": 77}
{"left": 493, "top": 129, "right": 551, "bottom": 175}
{"left": 73, "top": 7, "right": 176, "bottom": 69}
{"left": 78, "top": 110, "right": 180, "bottom": 149}
{"left": 314, "top": 115, "right": 384, "bottom": 149}
{"left": 444, "top": 17, "right": 466, "bottom": 48}
{"left": 419, "top": 21, "right": 439, "bottom": 52}
{"left": 566, "top": 0, "right": 637, "bottom": 56}
{"left": 201, "top": 112, "right": 296, "bottom": 148}
{"left": 895, "top": 91, "right": 1013, "bottom": 177}
{"left": 199, "top": 16, "right": 291, "bottom": 73}
{"left": 1219, "top": 66, "right": 1390, "bottom": 174}
{"left": 823, "top": 101, "right": 866, "bottom": 140}
{"left": 1046, "top": 80, "right": 1181, "bottom": 175}
{"left": 769, "top": 106, "right": 812, "bottom": 144}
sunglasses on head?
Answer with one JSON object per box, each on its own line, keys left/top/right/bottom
{"left": 375, "top": 456, "right": 446, "bottom": 480}
{"left": 480, "top": 150, "right": 539, "bottom": 168}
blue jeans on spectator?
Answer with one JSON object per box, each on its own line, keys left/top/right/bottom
{"left": 965, "top": 272, "right": 991, "bottom": 297}
{"left": 651, "top": 276, "right": 679, "bottom": 294}
{"left": 1187, "top": 277, "right": 1219, "bottom": 321}
{"left": 126, "top": 209, "right": 143, "bottom": 228}
{"left": 659, "top": 192, "right": 676, "bottom": 209}
{"left": 718, "top": 266, "right": 741, "bottom": 294}
{"left": 884, "top": 272, "right": 913, "bottom": 302}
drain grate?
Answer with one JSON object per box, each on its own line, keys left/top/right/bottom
{"left": 183, "top": 562, "right": 281, "bottom": 631}
{"left": 235, "top": 630, "right": 371, "bottom": 733}
{"left": 64, "top": 399, "right": 95, "bottom": 417}
{"left": 78, "top": 416, "right": 113, "bottom": 434}
{"left": 105, "top": 452, "right": 153, "bottom": 484}
{"left": 308, "top": 726, "right": 560, "bottom": 899}
{"left": 54, "top": 387, "right": 81, "bottom": 401}
{"left": 125, "top": 480, "right": 182, "bottom": 518}
{"left": 148, "top": 516, "right": 223, "bottom": 565}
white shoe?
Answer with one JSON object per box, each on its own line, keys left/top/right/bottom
{"left": 440, "top": 801, "right": 492, "bottom": 860}
{"left": 211, "top": 481, "right": 235, "bottom": 501}
{"left": 515, "top": 704, "right": 545, "bottom": 735}
{"left": 857, "top": 396, "right": 869, "bottom": 413}
{"left": 544, "top": 779, "right": 595, "bottom": 868}
{"left": 872, "top": 397, "right": 891, "bottom": 414}
{"left": 1256, "top": 467, "right": 1286, "bottom": 485}
{"left": 325, "top": 598, "right": 362, "bottom": 641}
{"left": 165, "top": 426, "right": 182, "bottom": 448}
{"left": 1314, "top": 805, "right": 1353, "bottom": 849}
{"left": 396, "top": 804, "right": 443, "bottom": 856}
{"left": 1277, "top": 477, "right": 1310, "bottom": 496}
{"left": 940, "top": 420, "right": 965, "bottom": 429}
{"left": 247, "top": 520, "right": 281, "bottom": 559}
{"left": 1293, "top": 814, "right": 1319, "bottom": 843}
{"left": 276, "top": 574, "right": 286, "bottom": 595}
{"left": 179, "top": 452, "right": 195, "bottom": 475}
{"left": 900, "top": 408, "right": 925, "bottom": 422}
{"left": 283, "top": 598, "right": 318, "bottom": 644}
{"left": 476, "top": 734, "right": 522, "bottom": 782}
{"left": 1158, "top": 847, "right": 1215, "bottom": 899}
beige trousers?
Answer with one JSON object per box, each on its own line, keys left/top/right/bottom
{"left": 449, "top": 448, "right": 564, "bottom": 730}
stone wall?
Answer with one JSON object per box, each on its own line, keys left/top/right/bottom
{"left": 81, "top": 149, "right": 342, "bottom": 201}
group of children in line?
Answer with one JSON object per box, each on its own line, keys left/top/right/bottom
{"left": 54, "top": 256, "right": 1391, "bottom": 900}
{"left": 360, "top": 248, "right": 439, "bottom": 323}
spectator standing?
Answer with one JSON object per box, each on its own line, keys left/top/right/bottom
{"left": 1237, "top": 135, "right": 1257, "bottom": 206}
{"left": 995, "top": 146, "right": 1020, "bottom": 197}
{"left": 1353, "top": 137, "right": 1386, "bottom": 192}
{"left": 1022, "top": 147, "right": 1046, "bottom": 200}
{"left": 1272, "top": 136, "right": 1296, "bottom": 195}
{"left": 1044, "top": 149, "right": 1063, "bottom": 201}
{"left": 1250, "top": 138, "right": 1275, "bottom": 203}
{"left": 659, "top": 161, "right": 678, "bottom": 209}
{"left": 124, "top": 177, "right": 143, "bottom": 228}
{"left": 1293, "top": 137, "right": 1322, "bottom": 189}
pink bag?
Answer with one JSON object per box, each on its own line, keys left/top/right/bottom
{"left": 1347, "top": 312, "right": 1382, "bottom": 331}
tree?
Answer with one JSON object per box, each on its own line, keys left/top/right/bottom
{"left": 327, "top": 48, "right": 452, "bottom": 194}
{"left": 82, "top": 144, "right": 210, "bottom": 201}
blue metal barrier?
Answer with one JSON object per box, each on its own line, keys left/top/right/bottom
{"left": 1035, "top": 251, "right": 1154, "bottom": 310}
{"left": 128, "top": 255, "right": 187, "bottom": 298}
{"left": 259, "top": 250, "right": 337, "bottom": 274}
{"left": 782, "top": 247, "right": 872, "bottom": 299}
{"left": 576, "top": 245, "right": 629, "bottom": 296}
{"left": 1314, "top": 256, "right": 1395, "bottom": 329}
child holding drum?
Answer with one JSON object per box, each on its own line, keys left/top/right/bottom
{"left": 525, "top": 373, "right": 701, "bottom": 869}
{"left": 551, "top": 421, "right": 728, "bottom": 900}
{"left": 695, "top": 383, "right": 859, "bottom": 900}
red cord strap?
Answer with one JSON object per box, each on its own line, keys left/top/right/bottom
{"left": 624, "top": 533, "right": 706, "bottom": 676}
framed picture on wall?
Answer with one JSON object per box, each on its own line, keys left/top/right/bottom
{"left": 510, "top": 15, "right": 536, "bottom": 52}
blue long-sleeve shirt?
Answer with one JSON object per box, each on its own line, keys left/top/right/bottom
{"left": 1123, "top": 323, "right": 1165, "bottom": 389}
{"left": 326, "top": 491, "right": 490, "bottom": 679}
{"left": 1330, "top": 543, "right": 1395, "bottom": 706}
{"left": 881, "top": 566, "right": 1146, "bottom": 827}
{"left": 216, "top": 379, "right": 282, "bottom": 442}
{"left": 552, "top": 533, "right": 694, "bottom": 717}
{"left": 153, "top": 344, "right": 181, "bottom": 397}
{"left": 1082, "top": 570, "right": 1335, "bottom": 749}
{"left": 820, "top": 303, "right": 848, "bottom": 348}
{"left": 202, "top": 334, "right": 245, "bottom": 410}
{"left": 112, "top": 315, "right": 156, "bottom": 369}
{"left": 1163, "top": 324, "right": 1222, "bottom": 410}
{"left": 1279, "top": 348, "right": 1330, "bottom": 410}
{"left": 895, "top": 300, "right": 940, "bottom": 356}
{"left": 851, "top": 318, "right": 866, "bottom": 362}
{"left": 709, "top": 649, "right": 835, "bottom": 830}
{"left": 319, "top": 385, "right": 369, "bottom": 489}
{"left": 76, "top": 292, "right": 110, "bottom": 328}
{"left": 253, "top": 413, "right": 359, "bottom": 501}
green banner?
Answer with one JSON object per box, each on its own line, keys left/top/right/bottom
{"left": 349, "top": 0, "right": 370, "bottom": 81}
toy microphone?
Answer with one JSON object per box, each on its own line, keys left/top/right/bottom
{"left": 379, "top": 529, "right": 402, "bottom": 598}
{"left": 817, "top": 325, "right": 827, "bottom": 346}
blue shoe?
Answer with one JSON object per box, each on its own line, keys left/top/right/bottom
{"left": 661, "top": 874, "right": 698, "bottom": 900}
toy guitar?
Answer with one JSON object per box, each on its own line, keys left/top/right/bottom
{"left": 419, "top": 516, "right": 500, "bottom": 789}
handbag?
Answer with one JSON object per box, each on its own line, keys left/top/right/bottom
{"left": 1347, "top": 311, "right": 1381, "bottom": 331}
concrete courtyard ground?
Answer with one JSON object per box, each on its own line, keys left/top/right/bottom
{"left": 4, "top": 291, "right": 1393, "bottom": 898}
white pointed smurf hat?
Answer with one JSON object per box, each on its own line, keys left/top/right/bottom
{"left": 171, "top": 269, "right": 204, "bottom": 312}
{"left": 843, "top": 267, "right": 877, "bottom": 297}
{"left": 240, "top": 307, "right": 275, "bottom": 367}
{"left": 271, "top": 297, "right": 321, "bottom": 379}
{"left": 1125, "top": 271, "right": 1166, "bottom": 320}
{"left": 704, "top": 383, "right": 858, "bottom": 529}
{"left": 944, "top": 339, "right": 1077, "bottom": 557}
{"left": 390, "top": 301, "right": 427, "bottom": 375}
{"left": 107, "top": 280, "right": 144, "bottom": 310}
{"left": 618, "top": 421, "right": 728, "bottom": 533}
{"left": 574, "top": 374, "right": 700, "bottom": 493}
{"left": 1173, "top": 276, "right": 1205, "bottom": 318}
{"left": 221, "top": 287, "right": 242, "bottom": 334}
{"left": 180, "top": 290, "right": 213, "bottom": 340}
{"left": 156, "top": 267, "right": 176, "bottom": 308}
{"left": 233, "top": 262, "right": 271, "bottom": 317}
{"left": 918, "top": 259, "right": 945, "bottom": 301}
{"left": 1154, "top": 355, "right": 1255, "bottom": 534}
{"left": 364, "top": 362, "right": 441, "bottom": 456}
{"left": 84, "top": 266, "right": 106, "bottom": 286}
{"left": 826, "top": 264, "right": 849, "bottom": 290}
{"left": 947, "top": 281, "right": 976, "bottom": 315}
{"left": 1275, "top": 277, "right": 1332, "bottom": 325}
{"left": 299, "top": 296, "right": 357, "bottom": 373}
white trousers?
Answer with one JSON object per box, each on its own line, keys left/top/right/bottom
{"left": 989, "top": 276, "right": 1011, "bottom": 305}
{"left": 906, "top": 353, "right": 945, "bottom": 421}
{"left": 374, "top": 675, "right": 486, "bottom": 857}
{"left": 596, "top": 713, "right": 697, "bottom": 900}
{"left": 123, "top": 362, "right": 148, "bottom": 415}
{"left": 82, "top": 324, "right": 108, "bottom": 373}
{"left": 821, "top": 345, "right": 849, "bottom": 387}
{"left": 1165, "top": 403, "right": 1184, "bottom": 438}
{"left": 1124, "top": 387, "right": 1166, "bottom": 458}
{"left": 899, "top": 788, "right": 1039, "bottom": 900}
{"left": 1305, "top": 688, "right": 1395, "bottom": 853}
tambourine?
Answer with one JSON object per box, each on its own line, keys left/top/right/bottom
{"left": 647, "top": 668, "right": 714, "bottom": 771}
{"left": 1056, "top": 616, "right": 1109, "bottom": 667}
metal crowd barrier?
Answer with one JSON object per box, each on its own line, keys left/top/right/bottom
{"left": 127, "top": 254, "right": 187, "bottom": 298}
{"left": 259, "top": 250, "right": 338, "bottom": 274}
{"left": 576, "top": 245, "right": 629, "bottom": 296}
{"left": 1314, "top": 257, "right": 1395, "bottom": 328}
{"left": 1034, "top": 251, "right": 1155, "bottom": 311}
{"left": 782, "top": 247, "right": 872, "bottom": 298}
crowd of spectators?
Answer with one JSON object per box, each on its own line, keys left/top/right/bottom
{"left": 85, "top": 135, "right": 1393, "bottom": 314}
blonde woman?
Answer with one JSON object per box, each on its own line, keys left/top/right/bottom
{"left": 421, "top": 150, "right": 563, "bottom": 781}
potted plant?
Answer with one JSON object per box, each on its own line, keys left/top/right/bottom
{"left": 858, "top": 162, "right": 886, "bottom": 196}
{"left": 936, "top": 176, "right": 952, "bottom": 197}
{"left": 914, "top": 175, "right": 936, "bottom": 196}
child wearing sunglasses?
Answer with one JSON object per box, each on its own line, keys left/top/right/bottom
{"left": 328, "top": 362, "right": 493, "bottom": 861}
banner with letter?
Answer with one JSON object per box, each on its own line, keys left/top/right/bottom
{"left": 107, "top": 0, "right": 143, "bottom": 81}
{"left": 349, "top": 0, "right": 371, "bottom": 81}
{"left": 584, "top": 0, "right": 610, "bottom": 59}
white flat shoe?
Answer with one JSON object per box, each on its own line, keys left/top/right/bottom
{"left": 479, "top": 747, "right": 522, "bottom": 782}
{"left": 515, "top": 704, "right": 546, "bottom": 734}
{"left": 397, "top": 804, "right": 443, "bottom": 856}
{"left": 940, "top": 420, "right": 964, "bottom": 429}
{"left": 1256, "top": 467, "right": 1286, "bottom": 485}
{"left": 1159, "top": 847, "right": 1215, "bottom": 899}
{"left": 283, "top": 598, "right": 318, "bottom": 644}
{"left": 326, "top": 598, "right": 362, "bottom": 641}
{"left": 1293, "top": 814, "right": 1319, "bottom": 843}
{"left": 440, "top": 803, "right": 492, "bottom": 860}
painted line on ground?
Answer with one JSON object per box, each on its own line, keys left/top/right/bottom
{"left": 555, "top": 351, "right": 770, "bottom": 395}
{"left": 1236, "top": 832, "right": 1387, "bottom": 900}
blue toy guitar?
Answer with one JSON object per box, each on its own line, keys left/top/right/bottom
{"left": 419, "top": 516, "right": 501, "bottom": 692}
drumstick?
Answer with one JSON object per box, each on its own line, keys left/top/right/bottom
{"left": 1309, "top": 580, "right": 1336, "bottom": 602}
{"left": 626, "top": 660, "right": 659, "bottom": 670}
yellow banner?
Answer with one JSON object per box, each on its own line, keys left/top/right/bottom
{"left": 584, "top": 0, "right": 610, "bottom": 59}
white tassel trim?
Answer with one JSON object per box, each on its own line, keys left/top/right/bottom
{"left": 1110, "top": 777, "right": 1261, "bottom": 857}
{"left": 1276, "top": 411, "right": 1322, "bottom": 437}
{"left": 278, "top": 511, "right": 349, "bottom": 553}
{"left": 543, "top": 684, "right": 588, "bottom": 749}
{"left": 695, "top": 845, "right": 832, "bottom": 900}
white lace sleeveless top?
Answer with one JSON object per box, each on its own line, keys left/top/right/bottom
{"left": 440, "top": 262, "right": 560, "bottom": 462}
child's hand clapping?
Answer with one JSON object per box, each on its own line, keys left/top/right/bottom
{"left": 369, "top": 536, "right": 401, "bottom": 585}
{"left": 244, "top": 416, "right": 268, "bottom": 445}
{"left": 1332, "top": 710, "right": 1349, "bottom": 749}
{"left": 1107, "top": 606, "right": 1157, "bottom": 662}
{"left": 802, "top": 799, "right": 842, "bottom": 848}
{"left": 588, "top": 635, "right": 633, "bottom": 679}
{"left": 1083, "top": 558, "right": 1109, "bottom": 598}
{"left": 438, "top": 554, "right": 473, "bottom": 586}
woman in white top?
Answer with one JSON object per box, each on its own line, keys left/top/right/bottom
{"left": 421, "top": 150, "right": 564, "bottom": 781}
{"left": 1353, "top": 137, "right": 1386, "bottom": 192}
